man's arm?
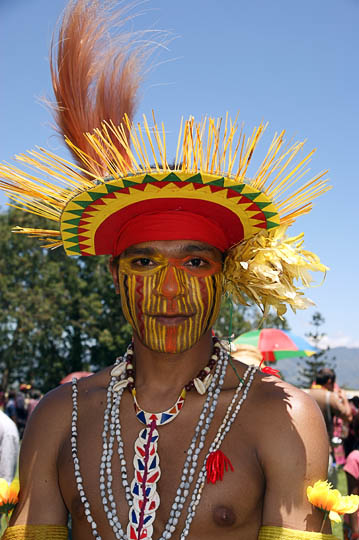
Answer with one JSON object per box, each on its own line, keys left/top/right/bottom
{"left": 8, "top": 385, "right": 70, "bottom": 527}
{"left": 331, "top": 390, "right": 352, "bottom": 423}
{"left": 257, "top": 379, "right": 332, "bottom": 534}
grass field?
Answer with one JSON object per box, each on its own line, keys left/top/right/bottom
{"left": 332, "top": 466, "right": 348, "bottom": 540}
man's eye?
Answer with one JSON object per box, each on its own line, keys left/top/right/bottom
{"left": 186, "top": 258, "right": 206, "bottom": 267}
{"left": 133, "top": 258, "right": 153, "bottom": 267}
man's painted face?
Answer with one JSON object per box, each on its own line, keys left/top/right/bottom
{"left": 117, "top": 240, "right": 223, "bottom": 353}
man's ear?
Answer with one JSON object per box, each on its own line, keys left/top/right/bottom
{"left": 109, "top": 256, "right": 120, "bottom": 294}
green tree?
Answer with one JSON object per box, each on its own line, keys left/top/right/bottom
{"left": 0, "top": 208, "right": 132, "bottom": 392}
{"left": 213, "top": 295, "right": 290, "bottom": 340}
{"left": 296, "top": 311, "right": 336, "bottom": 388}
{"left": 214, "top": 298, "right": 252, "bottom": 339}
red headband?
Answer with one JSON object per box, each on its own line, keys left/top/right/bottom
{"left": 113, "top": 211, "right": 230, "bottom": 255}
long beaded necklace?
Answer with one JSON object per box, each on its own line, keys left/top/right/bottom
{"left": 71, "top": 343, "right": 256, "bottom": 540}
{"left": 103, "top": 339, "right": 224, "bottom": 540}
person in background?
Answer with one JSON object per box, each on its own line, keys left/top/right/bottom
{"left": 4, "top": 392, "right": 17, "bottom": 426}
{"left": 27, "top": 390, "right": 42, "bottom": 418}
{"left": 15, "top": 386, "right": 29, "bottom": 439}
{"left": 0, "top": 388, "right": 6, "bottom": 411}
{"left": 308, "top": 368, "right": 352, "bottom": 485}
{"left": 332, "top": 382, "right": 351, "bottom": 468}
{"left": 344, "top": 397, "right": 359, "bottom": 458}
{"left": 0, "top": 409, "right": 20, "bottom": 483}
{"left": 308, "top": 368, "right": 352, "bottom": 438}
{"left": 343, "top": 413, "right": 359, "bottom": 540}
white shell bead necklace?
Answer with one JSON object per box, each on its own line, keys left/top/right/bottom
{"left": 71, "top": 346, "right": 256, "bottom": 540}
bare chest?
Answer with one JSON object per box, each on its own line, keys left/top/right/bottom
{"left": 58, "top": 387, "right": 264, "bottom": 540}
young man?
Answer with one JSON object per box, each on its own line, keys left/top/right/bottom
{"left": 0, "top": 1, "right": 336, "bottom": 539}
{"left": 308, "top": 368, "right": 352, "bottom": 487}
{"left": 308, "top": 369, "right": 352, "bottom": 440}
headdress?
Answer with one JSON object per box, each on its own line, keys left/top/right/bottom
{"left": 0, "top": 0, "right": 329, "bottom": 317}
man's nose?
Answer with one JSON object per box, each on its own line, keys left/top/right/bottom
{"left": 158, "top": 265, "right": 183, "bottom": 298}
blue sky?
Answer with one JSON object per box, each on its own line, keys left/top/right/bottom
{"left": 1, "top": 0, "right": 358, "bottom": 348}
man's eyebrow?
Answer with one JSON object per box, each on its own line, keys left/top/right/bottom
{"left": 182, "top": 244, "right": 217, "bottom": 254}
{"left": 122, "top": 246, "right": 157, "bottom": 256}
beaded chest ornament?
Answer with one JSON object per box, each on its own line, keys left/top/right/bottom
{"left": 115, "top": 339, "right": 220, "bottom": 540}
{"left": 71, "top": 341, "right": 256, "bottom": 540}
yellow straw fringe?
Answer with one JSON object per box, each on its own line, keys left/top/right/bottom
{"left": 0, "top": 113, "right": 330, "bottom": 245}
{"left": 223, "top": 224, "right": 329, "bottom": 317}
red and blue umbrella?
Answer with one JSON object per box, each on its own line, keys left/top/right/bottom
{"left": 232, "top": 328, "right": 318, "bottom": 363}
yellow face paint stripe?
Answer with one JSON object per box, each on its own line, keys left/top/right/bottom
{"left": 190, "top": 276, "right": 203, "bottom": 343}
{"left": 142, "top": 275, "right": 150, "bottom": 346}
{"left": 202, "top": 275, "right": 214, "bottom": 331}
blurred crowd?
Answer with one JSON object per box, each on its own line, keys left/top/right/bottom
{"left": 0, "top": 384, "right": 43, "bottom": 484}
{"left": 308, "top": 368, "right": 359, "bottom": 540}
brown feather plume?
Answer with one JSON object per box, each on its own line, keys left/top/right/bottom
{"left": 50, "top": 0, "right": 148, "bottom": 176}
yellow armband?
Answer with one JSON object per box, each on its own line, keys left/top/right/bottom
{"left": 258, "top": 526, "right": 339, "bottom": 539}
{"left": 1, "top": 524, "right": 68, "bottom": 539}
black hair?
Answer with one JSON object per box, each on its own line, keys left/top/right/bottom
{"left": 315, "top": 368, "right": 336, "bottom": 385}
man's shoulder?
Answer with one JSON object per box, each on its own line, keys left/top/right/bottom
{"left": 253, "top": 372, "right": 316, "bottom": 406}
{"left": 21, "top": 370, "right": 110, "bottom": 454}
{"left": 35, "top": 367, "right": 111, "bottom": 409}
{"left": 27, "top": 382, "right": 73, "bottom": 432}
{"left": 248, "top": 374, "right": 328, "bottom": 472}
{"left": 249, "top": 373, "right": 325, "bottom": 432}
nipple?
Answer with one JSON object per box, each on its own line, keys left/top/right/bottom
{"left": 212, "top": 505, "right": 236, "bottom": 527}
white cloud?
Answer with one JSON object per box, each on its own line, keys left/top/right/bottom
{"left": 315, "top": 333, "right": 359, "bottom": 349}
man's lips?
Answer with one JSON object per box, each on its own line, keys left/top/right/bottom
{"left": 145, "top": 313, "right": 194, "bottom": 326}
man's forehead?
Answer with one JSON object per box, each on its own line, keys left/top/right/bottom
{"left": 121, "top": 240, "right": 222, "bottom": 258}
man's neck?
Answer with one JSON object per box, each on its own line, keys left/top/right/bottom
{"left": 131, "top": 330, "right": 214, "bottom": 410}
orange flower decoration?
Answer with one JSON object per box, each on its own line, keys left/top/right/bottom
{"left": 307, "top": 480, "right": 359, "bottom": 525}
{"left": 307, "top": 480, "right": 341, "bottom": 511}
{"left": 0, "top": 478, "right": 19, "bottom": 515}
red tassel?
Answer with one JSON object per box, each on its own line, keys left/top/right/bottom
{"left": 261, "top": 366, "right": 281, "bottom": 378}
{"left": 206, "top": 450, "right": 234, "bottom": 484}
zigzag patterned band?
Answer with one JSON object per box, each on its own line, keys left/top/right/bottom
{"left": 61, "top": 171, "right": 280, "bottom": 256}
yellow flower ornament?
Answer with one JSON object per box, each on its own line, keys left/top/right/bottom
{"left": 329, "top": 494, "right": 359, "bottom": 522}
{"left": 0, "top": 478, "right": 19, "bottom": 515}
{"left": 307, "top": 480, "right": 359, "bottom": 527}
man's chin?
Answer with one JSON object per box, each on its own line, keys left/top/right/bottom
{"left": 137, "top": 337, "right": 196, "bottom": 355}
